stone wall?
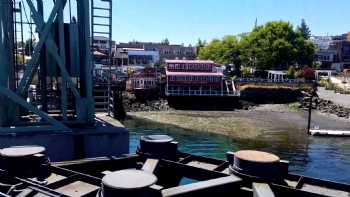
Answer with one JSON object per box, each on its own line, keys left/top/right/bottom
{"left": 300, "top": 97, "right": 350, "bottom": 119}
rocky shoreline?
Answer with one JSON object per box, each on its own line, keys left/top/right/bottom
{"left": 122, "top": 93, "right": 257, "bottom": 112}
{"left": 299, "top": 97, "right": 350, "bottom": 119}
{"left": 123, "top": 93, "right": 171, "bottom": 112}
{"left": 122, "top": 92, "right": 350, "bottom": 120}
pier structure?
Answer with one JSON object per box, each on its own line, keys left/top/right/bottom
{"left": 0, "top": 0, "right": 128, "bottom": 160}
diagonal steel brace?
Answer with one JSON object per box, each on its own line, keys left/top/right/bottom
{"left": 0, "top": 86, "right": 69, "bottom": 131}
{"left": 17, "top": 0, "right": 80, "bottom": 99}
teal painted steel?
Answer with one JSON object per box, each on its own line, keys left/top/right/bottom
{"left": 0, "top": 86, "right": 68, "bottom": 131}
{"left": 0, "top": 0, "right": 16, "bottom": 126}
{"left": 77, "top": 0, "right": 95, "bottom": 125}
{"left": 0, "top": 0, "right": 97, "bottom": 131}
{"left": 91, "top": 0, "right": 113, "bottom": 115}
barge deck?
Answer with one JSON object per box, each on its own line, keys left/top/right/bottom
{"left": 0, "top": 135, "right": 349, "bottom": 197}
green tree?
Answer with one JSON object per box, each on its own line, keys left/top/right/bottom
{"left": 198, "top": 20, "right": 315, "bottom": 71}
{"left": 297, "top": 19, "right": 311, "bottom": 40}
{"left": 295, "top": 36, "right": 315, "bottom": 66}
{"left": 195, "top": 38, "right": 206, "bottom": 55}
{"left": 240, "top": 21, "right": 315, "bottom": 70}
{"left": 198, "top": 36, "right": 242, "bottom": 66}
{"left": 161, "top": 38, "right": 170, "bottom": 45}
{"left": 240, "top": 21, "right": 298, "bottom": 70}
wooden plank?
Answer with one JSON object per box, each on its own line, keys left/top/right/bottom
{"left": 310, "top": 130, "right": 350, "bottom": 136}
{"left": 162, "top": 176, "right": 242, "bottom": 197}
{"left": 253, "top": 183, "right": 275, "bottom": 197}
{"left": 142, "top": 159, "right": 159, "bottom": 173}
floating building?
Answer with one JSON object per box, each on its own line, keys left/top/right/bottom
{"left": 165, "top": 60, "right": 239, "bottom": 97}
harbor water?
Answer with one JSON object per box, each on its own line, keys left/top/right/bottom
{"left": 124, "top": 119, "right": 350, "bottom": 184}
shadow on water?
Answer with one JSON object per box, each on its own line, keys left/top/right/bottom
{"left": 123, "top": 116, "right": 350, "bottom": 184}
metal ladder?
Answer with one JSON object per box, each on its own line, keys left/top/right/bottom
{"left": 91, "top": 0, "right": 113, "bottom": 115}
{"left": 13, "top": 0, "right": 25, "bottom": 88}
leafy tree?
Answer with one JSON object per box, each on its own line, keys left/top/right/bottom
{"left": 161, "top": 38, "right": 170, "bottom": 45}
{"left": 197, "top": 39, "right": 223, "bottom": 62}
{"left": 295, "top": 37, "right": 315, "bottom": 67}
{"left": 240, "top": 21, "right": 315, "bottom": 70}
{"left": 240, "top": 21, "right": 298, "bottom": 70}
{"left": 195, "top": 38, "right": 206, "bottom": 55}
{"left": 198, "top": 20, "right": 315, "bottom": 72}
{"left": 198, "top": 36, "right": 242, "bottom": 66}
{"left": 297, "top": 19, "right": 311, "bottom": 40}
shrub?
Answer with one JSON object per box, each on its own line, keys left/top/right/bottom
{"left": 303, "top": 67, "right": 315, "bottom": 80}
{"left": 287, "top": 66, "right": 296, "bottom": 79}
{"left": 295, "top": 70, "right": 304, "bottom": 78}
{"left": 242, "top": 67, "right": 253, "bottom": 78}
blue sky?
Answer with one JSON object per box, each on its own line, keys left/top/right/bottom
{"left": 113, "top": 0, "right": 350, "bottom": 45}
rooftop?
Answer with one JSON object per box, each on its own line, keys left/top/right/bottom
{"left": 166, "top": 70, "right": 223, "bottom": 76}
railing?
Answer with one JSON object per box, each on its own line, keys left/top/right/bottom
{"left": 237, "top": 78, "right": 300, "bottom": 84}
{"left": 165, "top": 89, "right": 240, "bottom": 97}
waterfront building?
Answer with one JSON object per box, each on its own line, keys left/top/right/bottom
{"left": 311, "top": 36, "right": 333, "bottom": 50}
{"left": 311, "top": 34, "right": 350, "bottom": 71}
{"left": 165, "top": 60, "right": 238, "bottom": 96}
{"left": 116, "top": 42, "right": 197, "bottom": 63}
{"left": 92, "top": 36, "right": 116, "bottom": 55}
{"left": 126, "top": 68, "right": 157, "bottom": 91}
{"left": 114, "top": 48, "right": 160, "bottom": 68}
{"left": 329, "top": 40, "right": 350, "bottom": 71}
{"left": 314, "top": 49, "right": 337, "bottom": 69}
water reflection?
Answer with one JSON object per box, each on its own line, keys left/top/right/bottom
{"left": 124, "top": 118, "right": 350, "bottom": 184}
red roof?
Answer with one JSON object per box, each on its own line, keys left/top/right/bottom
{"left": 166, "top": 70, "right": 223, "bottom": 76}
{"left": 165, "top": 60, "right": 215, "bottom": 64}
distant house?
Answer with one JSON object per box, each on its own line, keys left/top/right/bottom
{"left": 114, "top": 48, "right": 160, "bottom": 68}
{"left": 311, "top": 34, "right": 350, "bottom": 71}
{"left": 126, "top": 68, "right": 157, "bottom": 91}
{"left": 92, "top": 36, "right": 115, "bottom": 55}
{"left": 115, "top": 42, "right": 197, "bottom": 63}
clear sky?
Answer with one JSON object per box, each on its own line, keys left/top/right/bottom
{"left": 113, "top": 0, "right": 350, "bottom": 45}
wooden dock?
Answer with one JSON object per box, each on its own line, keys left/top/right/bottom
{"left": 310, "top": 129, "right": 350, "bottom": 136}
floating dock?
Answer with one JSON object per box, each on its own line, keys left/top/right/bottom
{"left": 310, "top": 129, "right": 350, "bottom": 136}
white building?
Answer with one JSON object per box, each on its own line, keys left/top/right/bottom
{"left": 310, "top": 36, "right": 333, "bottom": 50}
{"left": 114, "top": 48, "right": 160, "bottom": 67}
{"left": 92, "top": 36, "right": 115, "bottom": 54}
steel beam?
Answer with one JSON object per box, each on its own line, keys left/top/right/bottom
{"left": 18, "top": 0, "right": 81, "bottom": 99}
{"left": 57, "top": 1, "right": 68, "bottom": 120}
{"left": 0, "top": 0, "right": 16, "bottom": 126}
{"left": 0, "top": 86, "right": 68, "bottom": 130}
{"left": 77, "top": 0, "right": 95, "bottom": 124}
{"left": 37, "top": 0, "right": 48, "bottom": 113}
{"left": 17, "top": 0, "right": 66, "bottom": 95}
